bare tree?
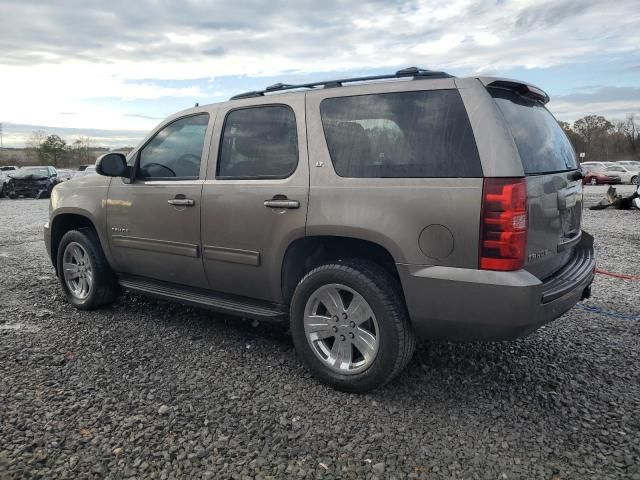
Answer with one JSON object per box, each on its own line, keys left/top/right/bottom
{"left": 622, "top": 114, "right": 639, "bottom": 157}
{"left": 69, "top": 136, "right": 93, "bottom": 166}
{"left": 26, "top": 130, "right": 48, "bottom": 163}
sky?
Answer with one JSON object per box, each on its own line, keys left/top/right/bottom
{"left": 0, "top": 0, "right": 639, "bottom": 148}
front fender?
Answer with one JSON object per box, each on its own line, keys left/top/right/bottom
{"left": 48, "top": 176, "right": 115, "bottom": 268}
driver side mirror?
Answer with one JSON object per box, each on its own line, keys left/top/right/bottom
{"left": 96, "top": 153, "right": 129, "bottom": 177}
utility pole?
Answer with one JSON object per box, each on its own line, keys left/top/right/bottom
{"left": 0, "top": 123, "right": 3, "bottom": 148}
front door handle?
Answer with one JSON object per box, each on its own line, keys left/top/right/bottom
{"left": 264, "top": 196, "right": 299, "bottom": 209}
{"left": 168, "top": 197, "right": 195, "bottom": 207}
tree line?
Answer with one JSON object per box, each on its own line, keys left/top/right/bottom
{"left": 559, "top": 114, "right": 640, "bottom": 162}
{"left": 26, "top": 131, "right": 100, "bottom": 168}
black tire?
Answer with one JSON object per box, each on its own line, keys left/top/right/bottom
{"left": 289, "top": 260, "right": 415, "bottom": 393}
{"left": 56, "top": 228, "right": 119, "bottom": 310}
{"left": 7, "top": 181, "right": 17, "bottom": 199}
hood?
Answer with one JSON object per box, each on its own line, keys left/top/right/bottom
{"left": 13, "top": 174, "right": 50, "bottom": 181}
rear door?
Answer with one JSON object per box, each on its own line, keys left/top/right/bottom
{"left": 488, "top": 87, "right": 581, "bottom": 279}
{"left": 201, "top": 95, "right": 309, "bottom": 302}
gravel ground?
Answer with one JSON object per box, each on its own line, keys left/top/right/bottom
{"left": 0, "top": 184, "right": 639, "bottom": 480}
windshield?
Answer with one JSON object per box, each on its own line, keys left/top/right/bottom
{"left": 13, "top": 167, "right": 50, "bottom": 178}
{"left": 490, "top": 88, "right": 577, "bottom": 174}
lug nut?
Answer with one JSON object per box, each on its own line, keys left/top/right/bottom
{"left": 349, "top": 321, "right": 355, "bottom": 328}
{"left": 333, "top": 315, "right": 339, "bottom": 322}
{"left": 349, "top": 332, "right": 355, "bottom": 339}
{"left": 333, "top": 326, "right": 338, "bottom": 333}
{"left": 340, "top": 335, "right": 345, "bottom": 341}
{"left": 342, "top": 312, "right": 348, "bottom": 319}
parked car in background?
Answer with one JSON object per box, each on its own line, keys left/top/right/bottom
{"left": 582, "top": 167, "right": 622, "bottom": 185}
{"left": 604, "top": 165, "right": 639, "bottom": 184}
{"left": 581, "top": 161, "right": 609, "bottom": 171}
{"left": 1, "top": 166, "right": 19, "bottom": 179}
{"left": 616, "top": 160, "right": 640, "bottom": 169}
{"left": 7, "top": 166, "right": 61, "bottom": 198}
{"left": 0, "top": 170, "right": 8, "bottom": 197}
{"left": 56, "top": 169, "right": 75, "bottom": 182}
{"left": 73, "top": 165, "right": 96, "bottom": 178}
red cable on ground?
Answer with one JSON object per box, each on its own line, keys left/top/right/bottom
{"left": 595, "top": 268, "right": 640, "bottom": 281}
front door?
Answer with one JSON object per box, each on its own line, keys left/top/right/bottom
{"left": 106, "top": 112, "right": 213, "bottom": 288}
{"left": 201, "top": 95, "right": 309, "bottom": 302}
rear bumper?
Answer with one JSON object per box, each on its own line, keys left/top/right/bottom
{"left": 398, "top": 231, "right": 595, "bottom": 341}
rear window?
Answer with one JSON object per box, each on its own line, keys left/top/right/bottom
{"left": 320, "top": 90, "right": 481, "bottom": 178}
{"left": 490, "top": 88, "right": 577, "bottom": 174}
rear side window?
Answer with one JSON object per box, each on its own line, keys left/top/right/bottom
{"left": 490, "top": 88, "right": 577, "bottom": 174}
{"left": 217, "top": 106, "right": 298, "bottom": 179}
{"left": 319, "top": 90, "right": 481, "bottom": 178}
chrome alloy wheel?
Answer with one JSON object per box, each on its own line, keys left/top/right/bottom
{"left": 62, "top": 242, "right": 93, "bottom": 300}
{"left": 303, "top": 284, "right": 379, "bottom": 375}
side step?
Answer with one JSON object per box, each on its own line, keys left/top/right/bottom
{"left": 118, "top": 275, "right": 288, "bottom": 322}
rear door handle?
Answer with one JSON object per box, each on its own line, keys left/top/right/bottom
{"left": 168, "top": 198, "right": 195, "bottom": 207}
{"left": 264, "top": 196, "right": 299, "bottom": 209}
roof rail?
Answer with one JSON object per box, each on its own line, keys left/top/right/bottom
{"left": 229, "top": 67, "right": 453, "bottom": 100}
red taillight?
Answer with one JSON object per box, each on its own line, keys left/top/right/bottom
{"left": 480, "top": 178, "right": 528, "bottom": 271}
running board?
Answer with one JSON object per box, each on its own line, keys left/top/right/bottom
{"left": 118, "top": 275, "right": 288, "bottom": 322}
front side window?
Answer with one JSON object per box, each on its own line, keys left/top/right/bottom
{"left": 139, "top": 114, "right": 209, "bottom": 179}
{"left": 217, "top": 106, "right": 298, "bottom": 179}
{"left": 320, "top": 90, "right": 481, "bottom": 178}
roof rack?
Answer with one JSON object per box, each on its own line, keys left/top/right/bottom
{"left": 229, "top": 67, "right": 453, "bottom": 100}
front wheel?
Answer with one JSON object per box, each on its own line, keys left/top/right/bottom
{"left": 57, "top": 228, "right": 119, "bottom": 310}
{"left": 289, "top": 261, "right": 415, "bottom": 392}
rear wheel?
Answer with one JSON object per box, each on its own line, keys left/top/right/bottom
{"left": 290, "top": 260, "right": 415, "bottom": 392}
{"left": 57, "top": 228, "right": 119, "bottom": 310}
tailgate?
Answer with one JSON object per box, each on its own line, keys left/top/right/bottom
{"left": 525, "top": 173, "right": 583, "bottom": 279}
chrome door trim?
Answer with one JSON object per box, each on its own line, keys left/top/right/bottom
{"left": 111, "top": 235, "right": 200, "bottom": 258}
{"left": 203, "top": 245, "right": 260, "bottom": 266}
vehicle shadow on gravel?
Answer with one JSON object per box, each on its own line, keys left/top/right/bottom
{"left": 113, "top": 291, "right": 586, "bottom": 407}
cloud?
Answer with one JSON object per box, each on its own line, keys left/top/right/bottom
{"left": 550, "top": 86, "right": 640, "bottom": 120}
{"left": 0, "top": 0, "right": 638, "bottom": 139}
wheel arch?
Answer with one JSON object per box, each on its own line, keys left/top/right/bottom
{"left": 281, "top": 235, "right": 401, "bottom": 305}
{"left": 50, "top": 211, "right": 111, "bottom": 274}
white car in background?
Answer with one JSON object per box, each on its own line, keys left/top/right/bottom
{"left": 616, "top": 160, "right": 640, "bottom": 169}
{"left": 0, "top": 170, "right": 7, "bottom": 197}
{"left": 605, "top": 165, "right": 639, "bottom": 184}
{"left": 581, "top": 161, "right": 610, "bottom": 171}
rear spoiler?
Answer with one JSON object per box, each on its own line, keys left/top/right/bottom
{"left": 478, "top": 77, "right": 550, "bottom": 104}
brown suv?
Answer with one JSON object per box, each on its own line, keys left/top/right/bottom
{"left": 44, "top": 68, "right": 595, "bottom": 392}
